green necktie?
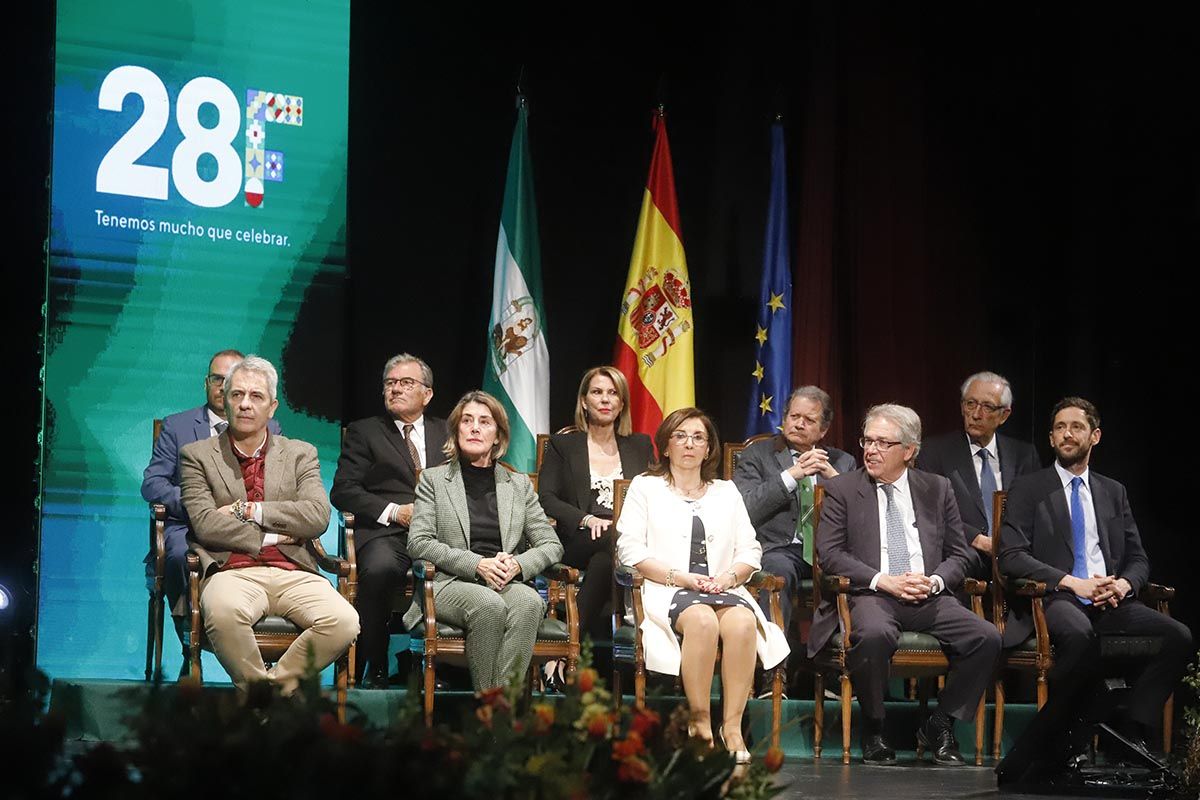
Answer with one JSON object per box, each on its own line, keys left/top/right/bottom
{"left": 796, "top": 475, "right": 814, "bottom": 563}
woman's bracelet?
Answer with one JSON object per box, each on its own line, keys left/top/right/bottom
{"left": 580, "top": 514, "right": 594, "bottom": 528}
{"left": 666, "top": 568, "right": 677, "bottom": 588}
{"left": 726, "top": 569, "right": 738, "bottom": 587}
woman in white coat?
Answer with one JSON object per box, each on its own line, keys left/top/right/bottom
{"left": 617, "top": 407, "right": 789, "bottom": 762}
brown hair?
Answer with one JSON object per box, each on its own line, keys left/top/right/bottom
{"left": 443, "top": 390, "right": 510, "bottom": 462}
{"left": 1050, "top": 396, "right": 1100, "bottom": 432}
{"left": 645, "top": 407, "right": 721, "bottom": 483}
{"left": 573, "top": 366, "right": 632, "bottom": 436}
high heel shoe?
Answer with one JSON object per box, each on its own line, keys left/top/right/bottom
{"left": 718, "top": 726, "right": 752, "bottom": 765}
{"left": 687, "top": 722, "right": 715, "bottom": 749}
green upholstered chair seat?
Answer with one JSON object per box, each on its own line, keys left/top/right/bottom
{"left": 410, "top": 617, "right": 570, "bottom": 642}
{"left": 829, "top": 630, "right": 944, "bottom": 652}
{"left": 252, "top": 615, "right": 302, "bottom": 636}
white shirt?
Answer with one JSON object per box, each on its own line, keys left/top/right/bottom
{"left": 968, "top": 434, "right": 1003, "bottom": 491}
{"left": 206, "top": 407, "right": 227, "bottom": 438}
{"left": 379, "top": 415, "right": 427, "bottom": 526}
{"left": 1054, "top": 461, "right": 1105, "bottom": 579}
{"left": 869, "top": 469, "right": 945, "bottom": 595}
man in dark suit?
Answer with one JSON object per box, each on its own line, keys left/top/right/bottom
{"left": 733, "top": 385, "right": 856, "bottom": 631}
{"left": 331, "top": 353, "right": 449, "bottom": 687}
{"left": 998, "top": 397, "right": 1192, "bottom": 756}
{"left": 811, "top": 404, "right": 1001, "bottom": 766}
{"left": 141, "top": 349, "right": 282, "bottom": 666}
{"left": 181, "top": 355, "right": 357, "bottom": 693}
{"left": 917, "top": 371, "right": 1040, "bottom": 578}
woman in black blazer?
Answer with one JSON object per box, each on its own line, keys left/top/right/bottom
{"left": 538, "top": 366, "right": 654, "bottom": 656}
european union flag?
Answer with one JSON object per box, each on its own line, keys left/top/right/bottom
{"left": 744, "top": 123, "right": 792, "bottom": 437}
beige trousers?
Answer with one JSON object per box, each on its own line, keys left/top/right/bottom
{"left": 200, "top": 566, "right": 359, "bottom": 693}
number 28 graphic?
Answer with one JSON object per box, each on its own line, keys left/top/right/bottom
{"left": 96, "top": 65, "right": 302, "bottom": 208}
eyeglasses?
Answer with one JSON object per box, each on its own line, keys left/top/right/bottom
{"left": 206, "top": 374, "right": 225, "bottom": 386}
{"left": 859, "top": 437, "right": 903, "bottom": 452}
{"left": 962, "top": 399, "right": 1005, "bottom": 414}
{"left": 384, "top": 377, "right": 428, "bottom": 391}
{"left": 670, "top": 431, "right": 708, "bottom": 446}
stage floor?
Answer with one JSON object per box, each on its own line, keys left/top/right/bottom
{"left": 772, "top": 762, "right": 1106, "bottom": 800}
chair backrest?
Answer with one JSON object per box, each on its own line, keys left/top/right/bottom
{"left": 990, "top": 489, "right": 1008, "bottom": 629}
{"left": 153, "top": 418, "right": 163, "bottom": 443}
{"left": 721, "top": 432, "right": 774, "bottom": 480}
{"left": 611, "top": 478, "right": 633, "bottom": 631}
{"left": 535, "top": 425, "right": 581, "bottom": 474}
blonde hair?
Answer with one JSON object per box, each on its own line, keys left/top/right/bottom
{"left": 443, "top": 390, "right": 510, "bottom": 462}
{"left": 573, "top": 366, "right": 633, "bottom": 436}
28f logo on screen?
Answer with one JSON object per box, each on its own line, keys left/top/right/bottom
{"left": 95, "top": 65, "right": 302, "bottom": 208}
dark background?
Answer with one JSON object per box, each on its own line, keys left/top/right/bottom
{"left": 5, "top": 2, "right": 1197, "bottom": 674}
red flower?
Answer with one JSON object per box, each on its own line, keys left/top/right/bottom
{"left": 318, "top": 713, "right": 363, "bottom": 742}
{"left": 577, "top": 668, "right": 598, "bottom": 693}
{"left": 532, "top": 703, "right": 555, "bottom": 733}
{"left": 611, "top": 731, "right": 645, "bottom": 760}
{"left": 476, "top": 704, "right": 494, "bottom": 729}
{"left": 478, "top": 686, "right": 510, "bottom": 711}
{"left": 617, "top": 755, "right": 652, "bottom": 783}
{"left": 586, "top": 714, "right": 610, "bottom": 739}
{"left": 629, "top": 708, "right": 660, "bottom": 738}
{"left": 764, "top": 746, "right": 785, "bottom": 773}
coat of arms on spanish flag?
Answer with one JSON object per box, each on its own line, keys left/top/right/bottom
{"left": 613, "top": 109, "right": 695, "bottom": 436}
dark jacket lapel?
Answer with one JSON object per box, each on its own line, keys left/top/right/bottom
{"left": 951, "top": 436, "right": 986, "bottom": 519}
{"left": 856, "top": 471, "right": 882, "bottom": 569}
{"left": 1089, "top": 476, "right": 1114, "bottom": 569}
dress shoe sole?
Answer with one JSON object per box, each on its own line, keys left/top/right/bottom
{"left": 861, "top": 752, "right": 897, "bottom": 766}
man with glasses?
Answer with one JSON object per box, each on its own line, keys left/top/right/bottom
{"left": 998, "top": 397, "right": 1192, "bottom": 762}
{"left": 733, "top": 386, "right": 855, "bottom": 636}
{"left": 142, "top": 349, "right": 281, "bottom": 673}
{"left": 810, "top": 404, "right": 1000, "bottom": 766}
{"left": 918, "top": 371, "right": 1040, "bottom": 578}
{"left": 331, "top": 353, "right": 448, "bottom": 687}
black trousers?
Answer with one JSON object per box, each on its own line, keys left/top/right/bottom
{"left": 845, "top": 593, "right": 1001, "bottom": 721}
{"left": 354, "top": 534, "right": 411, "bottom": 681}
{"left": 1043, "top": 594, "right": 1193, "bottom": 728}
{"left": 759, "top": 543, "right": 812, "bottom": 632}
{"left": 560, "top": 528, "right": 613, "bottom": 642}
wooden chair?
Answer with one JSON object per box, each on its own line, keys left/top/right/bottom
{"left": 720, "top": 432, "right": 773, "bottom": 481}
{"left": 988, "top": 490, "right": 1178, "bottom": 758}
{"left": 609, "top": 478, "right": 787, "bottom": 750}
{"left": 810, "top": 485, "right": 988, "bottom": 765}
{"left": 184, "top": 538, "right": 355, "bottom": 721}
{"left": 535, "top": 425, "right": 580, "bottom": 475}
{"left": 409, "top": 559, "right": 581, "bottom": 726}
{"left": 147, "top": 490, "right": 167, "bottom": 680}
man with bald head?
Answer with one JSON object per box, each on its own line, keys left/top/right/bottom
{"left": 918, "top": 371, "right": 1040, "bottom": 578}
{"left": 811, "top": 404, "right": 1000, "bottom": 766}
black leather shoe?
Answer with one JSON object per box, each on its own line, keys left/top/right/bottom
{"left": 917, "top": 716, "right": 965, "bottom": 766}
{"left": 360, "top": 670, "right": 391, "bottom": 690}
{"left": 861, "top": 732, "right": 897, "bottom": 765}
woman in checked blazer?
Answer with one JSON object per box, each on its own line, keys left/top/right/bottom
{"left": 405, "top": 390, "right": 563, "bottom": 692}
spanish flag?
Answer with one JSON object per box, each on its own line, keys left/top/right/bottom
{"left": 613, "top": 110, "right": 695, "bottom": 436}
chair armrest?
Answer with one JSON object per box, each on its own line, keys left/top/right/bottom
{"left": 962, "top": 578, "right": 987, "bottom": 595}
{"left": 1012, "top": 578, "right": 1048, "bottom": 597}
{"left": 614, "top": 564, "right": 643, "bottom": 588}
{"left": 1142, "top": 583, "right": 1175, "bottom": 602}
{"left": 821, "top": 574, "right": 851, "bottom": 593}
{"left": 310, "top": 538, "right": 351, "bottom": 579}
{"left": 746, "top": 570, "right": 783, "bottom": 592}
{"left": 540, "top": 563, "right": 581, "bottom": 585}
{"left": 185, "top": 551, "right": 201, "bottom": 571}
{"left": 413, "top": 559, "right": 437, "bottom": 581}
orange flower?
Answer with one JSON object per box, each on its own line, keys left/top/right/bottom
{"left": 616, "top": 755, "right": 652, "bottom": 783}
{"left": 629, "top": 708, "right": 660, "bottom": 738}
{"left": 532, "top": 703, "right": 555, "bottom": 733}
{"left": 476, "top": 704, "right": 494, "bottom": 729}
{"left": 611, "top": 731, "right": 645, "bottom": 760}
{"left": 478, "top": 686, "right": 510, "bottom": 710}
{"left": 577, "top": 668, "right": 597, "bottom": 693}
{"left": 763, "top": 746, "right": 785, "bottom": 773}
{"left": 586, "top": 713, "right": 610, "bottom": 739}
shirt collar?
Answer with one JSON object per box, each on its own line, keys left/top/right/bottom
{"left": 232, "top": 431, "right": 270, "bottom": 459}
{"left": 206, "top": 407, "right": 225, "bottom": 429}
{"left": 393, "top": 415, "right": 425, "bottom": 434}
{"left": 877, "top": 468, "right": 911, "bottom": 496}
{"left": 1053, "top": 460, "right": 1089, "bottom": 489}
{"left": 967, "top": 433, "right": 999, "bottom": 461}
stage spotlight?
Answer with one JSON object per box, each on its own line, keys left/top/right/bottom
{"left": 0, "top": 583, "right": 11, "bottom": 612}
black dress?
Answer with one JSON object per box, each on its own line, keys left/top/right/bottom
{"left": 667, "top": 510, "right": 755, "bottom": 632}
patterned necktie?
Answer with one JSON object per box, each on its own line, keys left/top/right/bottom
{"left": 978, "top": 448, "right": 997, "bottom": 534}
{"left": 882, "top": 483, "right": 911, "bottom": 575}
{"left": 403, "top": 423, "right": 422, "bottom": 471}
{"left": 795, "top": 470, "right": 814, "bottom": 564}
{"left": 214, "top": 420, "right": 228, "bottom": 436}
{"left": 1069, "top": 476, "right": 1092, "bottom": 605}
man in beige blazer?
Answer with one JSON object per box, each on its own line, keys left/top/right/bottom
{"left": 180, "top": 355, "right": 358, "bottom": 693}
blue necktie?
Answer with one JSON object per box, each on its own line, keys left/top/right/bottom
{"left": 978, "top": 448, "right": 997, "bottom": 534}
{"left": 882, "top": 483, "right": 911, "bottom": 575}
{"left": 1069, "top": 476, "right": 1091, "bottom": 605}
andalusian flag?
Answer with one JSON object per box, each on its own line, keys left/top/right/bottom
{"left": 483, "top": 99, "right": 548, "bottom": 472}
{"left": 613, "top": 110, "right": 695, "bottom": 435}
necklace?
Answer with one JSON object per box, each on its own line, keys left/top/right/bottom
{"left": 671, "top": 481, "right": 706, "bottom": 500}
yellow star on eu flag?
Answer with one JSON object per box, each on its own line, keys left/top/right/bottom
{"left": 759, "top": 394, "right": 773, "bottom": 414}
{"left": 767, "top": 292, "right": 786, "bottom": 313}
{"left": 755, "top": 325, "right": 768, "bottom": 346}
{"left": 751, "top": 361, "right": 764, "bottom": 381}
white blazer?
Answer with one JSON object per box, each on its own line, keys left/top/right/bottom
{"left": 616, "top": 474, "right": 790, "bottom": 676}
